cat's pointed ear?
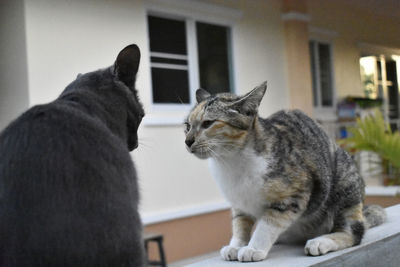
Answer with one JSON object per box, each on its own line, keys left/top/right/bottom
{"left": 229, "top": 81, "right": 267, "bottom": 116}
{"left": 196, "top": 88, "right": 211, "bottom": 103}
{"left": 114, "top": 44, "right": 141, "bottom": 88}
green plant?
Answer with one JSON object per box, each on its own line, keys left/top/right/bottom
{"left": 342, "top": 110, "right": 400, "bottom": 185}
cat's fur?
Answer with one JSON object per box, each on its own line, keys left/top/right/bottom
{"left": 184, "top": 82, "right": 386, "bottom": 262}
{"left": 0, "top": 45, "right": 145, "bottom": 266}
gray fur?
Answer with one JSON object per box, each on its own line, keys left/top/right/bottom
{"left": 0, "top": 45, "right": 145, "bottom": 266}
{"left": 364, "top": 205, "right": 387, "bottom": 228}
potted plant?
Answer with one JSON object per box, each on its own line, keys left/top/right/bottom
{"left": 341, "top": 110, "right": 400, "bottom": 185}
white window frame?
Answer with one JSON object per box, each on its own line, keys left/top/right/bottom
{"left": 143, "top": 0, "right": 241, "bottom": 126}
{"left": 309, "top": 39, "right": 337, "bottom": 121}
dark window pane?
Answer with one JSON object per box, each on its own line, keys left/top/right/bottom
{"left": 150, "top": 57, "right": 187, "bottom": 65}
{"left": 377, "top": 61, "right": 383, "bottom": 98}
{"left": 151, "top": 68, "right": 190, "bottom": 104}
{"left": 386, "top": 60, "right": 399, "bottom": 121}
{"left": 196, "top": 22, "right": 231, "bottom": 94}
{"left": 148, "top": 16, "right": 187, "bottom": 55}
{"left": 318, "top": 43, "right": 333, "bottom": 106}
{"left": 377, "top": 60, "right": 382, "bottom": 80}
{"left": 309, "top": 41, "right": 318, "bottom": 106}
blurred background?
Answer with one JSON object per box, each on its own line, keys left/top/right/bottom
{"left": 1, "top": 0, "right": 400, "bottom": 265}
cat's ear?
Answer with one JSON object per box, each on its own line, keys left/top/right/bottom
{"left": 196, "top": 88, "right": 211, "bottom": 103}
{"left": 114, "top": 44, "right": 141, "bottom": 88}
{"left": 229, "top": 81, "right": 267, "bottom": 116}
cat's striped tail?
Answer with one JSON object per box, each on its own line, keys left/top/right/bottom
{"left": 363, "top": 204, "right": 387, "bottom": 229}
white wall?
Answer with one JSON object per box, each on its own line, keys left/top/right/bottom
{"left": 24, "top": 0, "right": 150, "bottom": 105}
{"left": 233, "top": 0, "right": 289, "bottom": 116}
{"left": 22, "top": 0, "right": 289, "bottom": 222}
{"left": 0, "top": 0, "right": 30, "bottom": 131}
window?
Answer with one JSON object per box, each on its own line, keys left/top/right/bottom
{"left": 196, "top": 22, "right": 231, "bottom": 95}
{"left": 148, "top": 14, "right": 233, "bottom": 107}
{"left": 309, "top": 40, "right": 335, "bottom": 109}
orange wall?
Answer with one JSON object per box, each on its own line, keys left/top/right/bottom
{"left": 144, "top": 210, "right": 231, "bottom": 263}
{"left": 284, "top": 19, "right": 313, "bottom": 115}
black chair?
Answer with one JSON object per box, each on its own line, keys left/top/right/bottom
{"left": 144, "top": 232, "right": 166, "bottom": 267}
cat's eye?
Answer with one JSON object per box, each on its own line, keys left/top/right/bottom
{"left": 184, "top": 122, "right": 191, "bottom": 132}
{"left": 201, "top": 120, "right": 215, "bottom": 129}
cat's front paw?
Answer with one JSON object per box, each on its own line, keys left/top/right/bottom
{"left": 304, "top": 237, "right": 338, "bottom": 256}
{"left": 220, "top": 245, "right": 240, "bottom": 261}
{"left": 237, "top": 246, "right": 268, "bottom": 262}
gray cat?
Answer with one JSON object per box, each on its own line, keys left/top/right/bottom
{"left": 0, "top": 45, "right": 145, "bottom": 266}
{"left": 184, "top": 82, "right": 386, "bottom": 262}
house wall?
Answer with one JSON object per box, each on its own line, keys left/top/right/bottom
{"left": 308, "top": 0, "right": 400, "bottom": 99}
{"left": 0, "top": 0, "right": 30, "bottom": 130}
{"left": 3, "top": 0, "right": 400, "bottom": 264}
{"left": 23, "top": 0, "right": 149, "bottom": 105}
{"left": 22, "top": 0, "right": 289, "bottom": 221}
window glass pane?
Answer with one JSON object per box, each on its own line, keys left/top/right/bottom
{"left": 359, "top": 56, "right": 377, "bottom": 99}
{"left": 150, "top": 57, "right": 187, "bottom": 65}
{"left": 309, "top": 41, "right": 318, "bottom": 106}
{"left": 318, "top": 43, "right": 333, "bottom": 106}
{"left": 196, "top": 22, "right": 231, "bottom": 94}
{"left": 386, "top": 60, "right": 399, "bottom": 121}
{"left": 148, "top": 16, "right": 187, "bottom": 55}
{"left": 148, "top": 15, "right": 190, "bottom": 104}
{"left": 151, "top": 68, "right": 190, "bottom": 104}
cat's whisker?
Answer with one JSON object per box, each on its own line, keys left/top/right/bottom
{"left": 207, "top": 147, "right": 230, "bottom": 167}
{"left": 138, "top": 142, "right": 153, "bottom": 150}
{"left": 208, "top": 141, "right": 240, "bottom": 148}
{"left": 136, "top": 138, "right": 155, "bottom": 149}
{"left": 138, "top": 137, "right": 155, "bottom": 143}
{"left": 176, "top": 95, "right": 185, "bottom": 105}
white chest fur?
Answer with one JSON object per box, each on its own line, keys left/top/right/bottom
{"left": 208, "top": 149, "right": 269, "bottom": 218}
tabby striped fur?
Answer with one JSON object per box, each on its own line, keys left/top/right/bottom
{"left": 184, "top": 82, "right": 386, "bottom": 262}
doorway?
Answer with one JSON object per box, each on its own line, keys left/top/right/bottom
{"left": 360, "top": 55, "right": 400, "bottom": 130}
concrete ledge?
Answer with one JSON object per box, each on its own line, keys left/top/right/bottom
{"left": 365, "top": 186, "right": 400, "bottom": 196}
{"left": 187, "top": 204, "right": 400, "bottom": 267}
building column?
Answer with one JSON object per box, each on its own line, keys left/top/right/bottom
{"left": 282, "top": 0, "right": 313, "bottom": 115}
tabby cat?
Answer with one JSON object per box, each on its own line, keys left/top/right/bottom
{"left": 0, "top": 45, "right": 145, "bottom": 266}
{"left": 184, "top": 82, "right": 386, "bottom": 262}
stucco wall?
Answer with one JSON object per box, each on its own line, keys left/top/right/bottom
{"left": 0, "top": 0, "right": 29, "bottom": 130}
{"left": 22, "top": 0, "right": 289, "bottom": 219}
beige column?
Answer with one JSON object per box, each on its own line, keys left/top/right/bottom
{"left": 282, "top": 0, "right": 313, "bottom": 115}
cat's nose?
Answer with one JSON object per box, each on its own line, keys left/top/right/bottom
{"left": 185, "top": 138, "right": 195, "bottom": 148}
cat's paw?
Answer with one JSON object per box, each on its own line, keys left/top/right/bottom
{"left": 220, "top": 245, "right": 240, "bottom": 261}
{"left": 237, "top": 246, "right": 268, "bottom": 262}
{"left": 304, "top": 237, "right": 338, "bottom": 256}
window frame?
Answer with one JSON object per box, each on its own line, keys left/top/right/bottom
{"left": 309, "top": 39, "right": 337, "bottom": 121}
{"left": 144, "top": 1, "right": 240, "bottom": 125}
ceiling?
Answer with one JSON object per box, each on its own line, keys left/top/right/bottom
{"left": 345, "top": 0, "right": 400, "bottom": 20}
